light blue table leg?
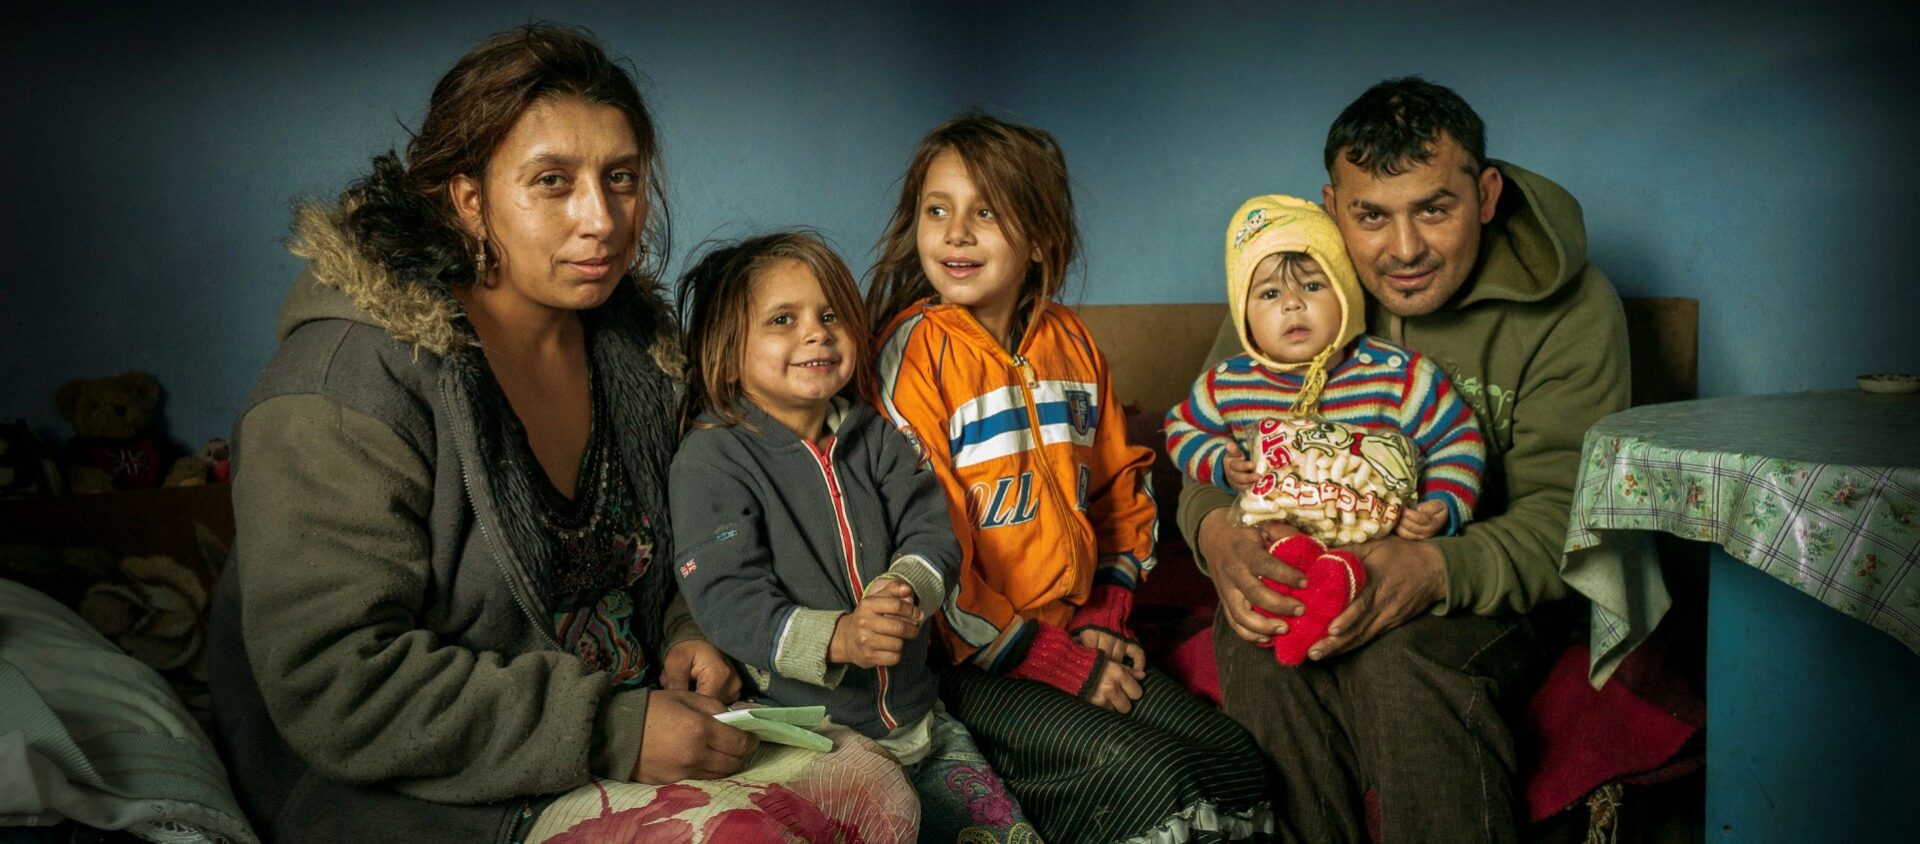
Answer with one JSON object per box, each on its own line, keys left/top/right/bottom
{"left": 1707, "top": 545, "right": 1920, "bottom": 842}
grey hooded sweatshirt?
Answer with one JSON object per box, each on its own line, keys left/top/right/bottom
{"left": 671, "top": 400, "right": 957, "bottom": 739}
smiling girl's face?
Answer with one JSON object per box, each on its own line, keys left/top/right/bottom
{"left": 737, "top": 258, "right": 855, "bottom": 439}
{"left": 914, "top": 148, "right": 1037, "bottom": 347}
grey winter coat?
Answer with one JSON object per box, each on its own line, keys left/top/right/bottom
{"left": 207, "top": 198, "right": 696, "bottom": 843}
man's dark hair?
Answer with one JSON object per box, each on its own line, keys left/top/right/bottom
{"left": 1323, "top": 76, "right": 1487, "bottom": 179}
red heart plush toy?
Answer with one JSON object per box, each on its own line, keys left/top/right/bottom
{"left": 1253, "top": 534, "right": 1369, "bottom": 665}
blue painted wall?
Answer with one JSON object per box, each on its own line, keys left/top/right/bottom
{"left": 0, "top": 0, "right": 958, "bottom": 447}
{"left": 3, "top": 1, "right": 1916, "bottom": 446}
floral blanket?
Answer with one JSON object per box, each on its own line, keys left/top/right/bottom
{"left": 524, "top": 723, "right": 917, "bottom": 842}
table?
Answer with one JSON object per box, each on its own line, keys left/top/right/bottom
{"left": 1564, "top": 390, "right": 1920, "bottom": 681}
{"left": 1561, "top": 390, "right": 1920, "bottom": 842}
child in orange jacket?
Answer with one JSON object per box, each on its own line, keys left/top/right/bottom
{"left": 867, "top": 112, "right": 1273, "bottom": 844}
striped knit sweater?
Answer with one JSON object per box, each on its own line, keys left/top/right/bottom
{"left": 1164, "top": 335, "right": 1485, "bottom": 535}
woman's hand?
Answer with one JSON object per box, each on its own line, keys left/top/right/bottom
{"left": 660, "top": 639, "right": 743, "bottom": 704}
{"left": 633, "top": 689, "right": 757, "bottom": 784}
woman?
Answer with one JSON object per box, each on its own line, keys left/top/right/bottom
{"left": 208, "top": 24, "right": 912, "bottom": 842}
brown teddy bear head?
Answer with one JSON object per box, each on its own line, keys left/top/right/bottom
{"left": 56, "top": 372, "right": 162, "bottom": 440}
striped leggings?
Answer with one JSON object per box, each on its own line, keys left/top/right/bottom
{"left": 941, "top": 666, "right": 1273, "bottom": 843}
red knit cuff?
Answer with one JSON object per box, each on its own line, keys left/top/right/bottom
{"left": 1067, "top": 584, "right": 1137, "bottom": 643}
{"left": 1006, "top": 622, "right": 1104, "bottom": 698}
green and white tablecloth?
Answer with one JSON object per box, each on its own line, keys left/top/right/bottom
{"left": 1562, "top": 391, "right": 1920, "bottom": 686}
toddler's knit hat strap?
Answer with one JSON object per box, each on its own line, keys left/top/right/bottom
{"left": 1292, "top": 342, "right": 1336, "bottom": 418}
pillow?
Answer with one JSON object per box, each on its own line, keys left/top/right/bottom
{"left": 0, "top": 578, "right": 257, "bottom": 843}
{"left": 0, "top": 484, "right": 233, "bottom": 730}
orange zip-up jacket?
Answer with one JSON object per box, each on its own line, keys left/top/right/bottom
{"left": 875, "top": 298, "right": 1158, "bottom": 673}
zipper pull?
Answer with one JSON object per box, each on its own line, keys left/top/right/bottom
{"left": 1013, "top": 355, "right": 1038, "bottom": 388}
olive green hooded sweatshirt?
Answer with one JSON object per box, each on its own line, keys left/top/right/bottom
{"left": 1179, "top": 161, "right": 1630, "bottom": 614}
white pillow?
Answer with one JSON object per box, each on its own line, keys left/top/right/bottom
{"left": 0, "top": 578, "right": 257, "bottom": 843}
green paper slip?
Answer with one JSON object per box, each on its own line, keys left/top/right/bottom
{"left": 713, "top": 705, "right": 832, "bottom": 752}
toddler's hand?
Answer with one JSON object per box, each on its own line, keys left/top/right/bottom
{"left": 829, "top": 591, "right": 923, "bottom": 669}
{"left": 1086, "top": 658, "right": 1145, "bottom": 714}
{"left": 1076, "top": 628, "right": 1147, "bottom": 676}
{"left": 1394, "top": 499, "right": 1450, "bottom": 541}
{"left": 1224, "top": 444, "right": 1261, "bottom": 492}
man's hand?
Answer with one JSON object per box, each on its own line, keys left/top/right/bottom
{"left": 633, "top": 689, "right": 758, "bottom": 784}
{"left": 1224, "top": 452, "right": 1261, "bottom": 492}
{"left": 1196, "top": 500, "right": 1307, "bottom": 645}
{"left": 1076, "top": 628, "right": 1147, "bottom": 676}
{"left": 1394, "top": 499, "right": 1449, "bottom": 541}
{"left": 1085, "top": 658, "right": 1145, "bottom": 714}
{"left": 829, "top": 591, "right": 923, "bottom": 669}
{"left": 1308, "top": 536, "right": 1448, "bottom": 661}
{"left": 659, "top": 639, "right": 743, "bottom": 704}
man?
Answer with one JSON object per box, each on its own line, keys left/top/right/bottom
{"left": 1177, "top": 77, "right": 1630, "bottom": 842}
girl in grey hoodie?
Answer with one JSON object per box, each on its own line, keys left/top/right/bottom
{"left": 671, "top": 231, "right": 1033, "bottom": 840}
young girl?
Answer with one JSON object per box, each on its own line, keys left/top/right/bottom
{"left": 670, "top": 231, "right": 1034, "bottom": 842}
{"left": 867, "top": 113, "right": 1274, "bottom": 843}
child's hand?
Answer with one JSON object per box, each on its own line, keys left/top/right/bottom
{"left": 829, "top": 590, "right": 924, "bottom": 669}
{"left": 1224, "top": 445, "right": 1261, "bottom": 492}
{"left": 659, "top": 639, "right": 744, "bottom": 704}
{"left": 864, "top": 576, "right": 918, "bottom": 612}
{"left": 1394, "top": 499, "right": 1450, "bottom": 541}
{"left": 1086, "top": 658, "right": 1145, "bottom": 714}
{"left": 1076, "top": 628, "right": 1147, "bottom": 676}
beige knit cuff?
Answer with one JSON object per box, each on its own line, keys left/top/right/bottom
{"left": 775, "top": 607, "right": 848, "bottom": 689}
{"left": 873, "top": 555, "right": 946, "bottom": 611}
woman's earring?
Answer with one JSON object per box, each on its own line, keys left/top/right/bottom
{"left": 474, "top": 241, "right": 490, "bottom": 276}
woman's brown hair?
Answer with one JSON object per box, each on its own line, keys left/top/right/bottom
{"left": 344, "top": 22, "right": 670, "bottom": 289}
{"left": 678, "top": 231, "right": 878, "bottom": 432}
{"left": 865, "top": 112, "right": 1080, "bottom": 340}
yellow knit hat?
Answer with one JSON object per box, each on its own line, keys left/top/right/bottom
{"left": 1223, "top": 194, "right": 1366, "bottom": 415}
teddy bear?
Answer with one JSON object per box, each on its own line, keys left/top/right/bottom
{"left": 56, "top": 371, "right": 183, "bottom": 494}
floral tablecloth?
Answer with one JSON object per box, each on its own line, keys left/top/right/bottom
{"left": 1562, "top": 391, "right": 1920, "bottom": 686}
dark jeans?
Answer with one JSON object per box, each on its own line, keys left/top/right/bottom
{"left": 1214, "top": 608, "right": 1552, "bottom": 844}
